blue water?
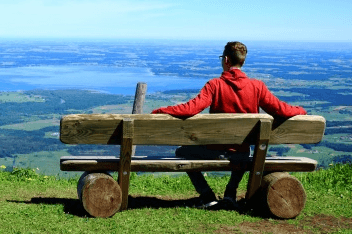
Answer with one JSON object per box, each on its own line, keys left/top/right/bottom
{"left": 0, "top": 65, "right": 207, "bottom": 94}
{"left": 1, "top": 39, "right": 352, "bottom": 95}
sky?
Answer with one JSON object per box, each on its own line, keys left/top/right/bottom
{"left": 0, "top": 0, "right": 351, "bottom": 41}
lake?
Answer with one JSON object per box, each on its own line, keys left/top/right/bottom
{"left": 1, "top": 39, "right": 351, "bottom": 95}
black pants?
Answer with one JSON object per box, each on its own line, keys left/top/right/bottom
{"left": 175, "top": 146, "right": 251, "bottom": 199}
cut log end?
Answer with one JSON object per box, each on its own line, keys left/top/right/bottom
{"left": 78, "top": 172, "right": 122, "bottom": 218}
{"left": 260, "top": 172, "right": 306, "bottom": 219}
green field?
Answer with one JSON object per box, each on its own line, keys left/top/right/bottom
{"left": 0, "top": 88, "right": 351, "bottom": 176}
{"left": 0, "top": 92, "right": 45, "bottom": 103}
{"left": 0, "top": 87, "right": 351, "bottom": 233}
{"left": 0, "top": 164, "right": 351, "bottom": 233}
{"left": 0, "top": 119, "right": 60, "bottom": 131}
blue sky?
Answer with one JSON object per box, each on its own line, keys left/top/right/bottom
{"left": 0, "top": 0, "right": 351, "bottom": 41}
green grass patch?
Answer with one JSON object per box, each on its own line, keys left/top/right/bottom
{"left": 324, "top": 133, "right": 352, "bottom": 145}
{"left": 44, "top": 132, "right": 60, "bottom": 139}
{"left": 293, "top": 164, "right": 352, "bottom": 217}
{"left": 0, "top": 164, "right": 351, "bottom": 233}
{"left": 0, "top": 119, "right": 60, "bottom": 131}
{"left": 309, "top": 106, "right": 352, "bottom": 121}
{"left": 0, "top": 92, "right": 45, "bottom": 103}
{"left": 143, "top": 99, "right": 175, "bottom": 113}
{"left": 89, "top": 97, "right": 178, "bottom": 114}
{"left": 0, "top": 150, "right": 83, "bottom": 178}
{"left": 273, "top": 90, "right": 309, "bottom": 97}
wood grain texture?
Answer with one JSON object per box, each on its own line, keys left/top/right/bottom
{"left": 60, "top": 114, "right": 325, "bottom": 145}
{"left": 246, "top": 119, "right": 271, "bottom": 200}
{"left": 131, "top": 82, "right": 147, "bottom": 156}
{"left": 60, "top": 156, "right": 318, "bottom": 172}
{"left": 60, "top": 113, "right": 272, "bottom": 145}
{"left": 77, "top": 172, "right": 122, "bottom": 218}
{"left": 118, "top": 119, "right": 134, "bottom": 211}
{"left": 270, "top": 115, "right": 325, "bottom": 144}
{"left": 132, "top": 82, "right": 147, "bottom": 115}
{"left": 259, "top": 172, "right": 306, "bottom": 219}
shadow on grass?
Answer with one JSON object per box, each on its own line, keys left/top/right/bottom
{"left": 7, "top": 197, "right": 87, "bottom": 217}
{"left": 6, "top": 196, "right": 201, "bottom": 218}
{"left": 128, "top": 195, "right": 200, "bottom": 209}
{"left": 129, "top": 196, "right": 275, "bottom": 219}
{"left": 7, "top": 196, "right": 269, "bottom": 218}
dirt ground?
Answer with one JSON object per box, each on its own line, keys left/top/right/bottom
{"left": 216, "top": 214, "right": 352, "bottom": 234}
{"left": 128, "top": 194, "right": 352, "bottom": 234}
{"left": 213, "top": 193, "right": 352, "bottom": 233}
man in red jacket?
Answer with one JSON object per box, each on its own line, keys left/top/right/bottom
{"left": 152, "top": 41, "right": 306, "bottom": 210}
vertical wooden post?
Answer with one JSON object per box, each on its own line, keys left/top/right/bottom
{"left": 132, "top": 82, "right": 147, "bottom": 114}
{"left": 131, "top": 82, "right": 147, "bottom": 156}
{"left": 118, "top": 118, "right": 134, "bottom": 211}
{"left": 118, "top": 82, "right": 147, "bottom": 211}
{"left": 246, "top": 119, "right": 271, "bottom": 201}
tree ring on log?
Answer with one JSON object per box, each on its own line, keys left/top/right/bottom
{"left": 260, "top": 172, "right": 306, "bottom": 219}
{"left": 77, "top": 172, "right": 122, "bottom": 218}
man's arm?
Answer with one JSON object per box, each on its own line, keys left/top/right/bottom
{"left": 152, "top": 82, "right": 214, "bottom": 118}
{"left": 258, "top": 81, "right": 307, "bottom": 118}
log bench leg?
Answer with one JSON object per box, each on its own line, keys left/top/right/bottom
{"left": 256, "top": 172, "right": 307, "bottom": 219}
{"left": 77, "top": 172, "right": 122, "bottom": 218}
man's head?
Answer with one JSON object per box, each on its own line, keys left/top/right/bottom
{"left": 222, "top": 41, "right": 247, "bottom": 70}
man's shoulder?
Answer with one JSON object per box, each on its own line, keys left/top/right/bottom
{"left": 208, "top": 76, "right": 222, "bottom": 82}
{"left": 205, "top": 77, "right": 223, "bottom": 86}
{"left": 246, "top": 77, "right": 265, "bottom": 86}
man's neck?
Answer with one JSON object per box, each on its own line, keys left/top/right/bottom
{"left": 230, "top": 66, "right": 241, "bottom": 71}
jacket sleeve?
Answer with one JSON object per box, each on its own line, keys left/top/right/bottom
{"left": 258, "top": 81, "right": 307, "bottom": 118}
{"left": 151, "top": 82, "right": 214, "bottom": 118}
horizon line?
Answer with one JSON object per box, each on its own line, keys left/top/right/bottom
{"left": 0, "top": 37, "right": 351, "bottom": 43}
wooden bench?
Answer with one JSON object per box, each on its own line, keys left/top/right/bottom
{"left": 60, "top": 113, "right": 325, "bottom": 219}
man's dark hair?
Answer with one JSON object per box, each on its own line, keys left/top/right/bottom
{"left": 223, "top": 41, "right": 247, "bottom": 67}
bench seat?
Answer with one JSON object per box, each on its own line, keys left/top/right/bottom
{"left": 60, "top": 155, "right": 317, "bottom": 172}
{"left": 60, "top": 113, "right": 325, "bottom": 218}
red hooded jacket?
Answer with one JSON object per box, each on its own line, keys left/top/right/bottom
{"left": 152, "top": 68, "right": 307, "bottom": 152}
{"left": 152, "top": 68, "right": 307, "bottom": 118}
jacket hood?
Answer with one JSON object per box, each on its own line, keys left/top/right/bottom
{"left": 220, "top": 68, "right": 249, "bottom": 90}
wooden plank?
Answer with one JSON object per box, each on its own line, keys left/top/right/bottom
{"left": 60, "top": 114, "right": 325, "bottom": 146}
{"left": 118, "top": 119, "right": 134, "bottom": 211}
{"left": 60, "top": 156, "right": 318, "bottom": 172}
{"left": 246, "top": 119, "right": 271, "bottom": 200}
{"left": 270, "top": 115, "right": 325, "bottom": 144}
{"left": 60, "top": 113, "right": 272, "bottom": 145}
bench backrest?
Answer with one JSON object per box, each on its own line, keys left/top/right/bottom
{"left": 60, "top": 114, "right": 325, "bottom": 145}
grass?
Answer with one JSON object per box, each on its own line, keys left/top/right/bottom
{"left": 0, "top": 119, "right": 60, "bottom": 131}
{"left": 295, "top": 164, "right": 352, "bottom": 217}
{"left": 0, "top": 164, "right": 351, "bottom": 233}
{"left": 0, "top": 92, "right": 45, "bottom": 103}
{"left": 0, "top": 150, "right": 83, "bottom": 178}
